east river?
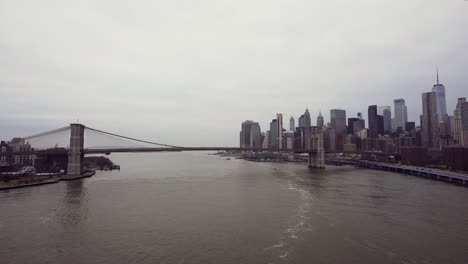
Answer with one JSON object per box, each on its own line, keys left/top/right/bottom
{"left": 1, "top": 152, "right": 468, "bottom": 264}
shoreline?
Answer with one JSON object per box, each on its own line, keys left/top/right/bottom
{"left": 218, "top": 152, "right": 468, "bottom": 187}
{"left": 0, "top": 170, "right": 96, "bottom": 191}
{"left": 0, "top": 176, "right": 61, "bottom": 191}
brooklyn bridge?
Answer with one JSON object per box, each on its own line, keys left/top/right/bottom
{"left": 3, "top": 123, "right": 325, "bottom": 179}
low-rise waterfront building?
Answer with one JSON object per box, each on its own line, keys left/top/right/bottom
{"left": 0, "top": 139, "right": 34, "bottom": 166}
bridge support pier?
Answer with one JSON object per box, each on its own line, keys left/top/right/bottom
{"left": 307, "top": 129, "right": 325, "bottom": 168}
{"left": 308, "top": 152, "right": 324, "bottom": 168}
{"left": 66, "top": 124, "right": 85, "bottom": 179}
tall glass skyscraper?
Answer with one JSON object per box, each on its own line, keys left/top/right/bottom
{"left": 454, "top": 97, "right": 467, "bottom": 145}
{"left": 432, "top": 69, "right": 447, "bottom": 122}
{"left": 378, "top": 106, "right": 392, "bottom": 134}
{"left": 240, "top": 121, "right": 262, "bottom": 148}
{"left": 421, "top": 92, "right": 440, "bottom": 149}
{"left": 289, "top": 116, "right": 295, "bottom": 131}
{"left": 393, "top": 99, "right": 408, "bottom": 131}
{"left": 330, "top": 109, "right": 346, "bottom": 150}
{"left": 368, "top": 105, "right": 378, "bottom": 138}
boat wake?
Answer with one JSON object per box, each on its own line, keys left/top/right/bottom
{"left": 264, "top": 177, "right": 314, "bottom": 262}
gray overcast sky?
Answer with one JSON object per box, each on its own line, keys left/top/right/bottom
{"left": 1, "top": 0, "right": 467, "bottom": 147}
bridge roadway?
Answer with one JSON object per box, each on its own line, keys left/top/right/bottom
{"left": 6, "top": 147, "right": 317, "bottom": 155}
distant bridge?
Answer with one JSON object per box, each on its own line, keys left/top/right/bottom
{"left": 3, "top": 123, "right": 325, "bottom": 179}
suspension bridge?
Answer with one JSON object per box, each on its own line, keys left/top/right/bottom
{"left": 4, "top": 124, "right": 325, "bottom": 179}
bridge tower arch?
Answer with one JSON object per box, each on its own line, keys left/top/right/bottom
{"left": 308, "top": 127, "right": 325, "bottom": 168}
{"left": 66, "top": 123, "right": 85, "bottom": 178}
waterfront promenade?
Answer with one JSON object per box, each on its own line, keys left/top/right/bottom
{"left": 327, "top": 159, "right": 468, "bottom": 186}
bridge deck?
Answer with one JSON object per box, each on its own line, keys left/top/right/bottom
{"left": 4, "top": 147, "right": 317, "bottom": 155}
{"left": 84, "top": 147, "right": 316, "bottom": 154}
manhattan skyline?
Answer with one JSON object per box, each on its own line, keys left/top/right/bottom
{"left": 1, "top": 0, "right": 468, "bottom": 146}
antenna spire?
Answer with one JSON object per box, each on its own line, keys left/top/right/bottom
{"left": 436, "top": 67, "right": 439, "bottom": 85}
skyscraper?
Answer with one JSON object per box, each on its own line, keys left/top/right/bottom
{"left": 421, "top": 92, "right": 440, "bottom": 149}
{"left": 296, "top": 109, "right": 313, "bottom": 150}
{"left": 298, "top": 114, "right": 305, "bottom": 128}
{"left": 347, "top": 118, "right": 359, "bottom": 135}
{"left": 330, "top": 109, "right": 346, "bottom": 151}
{"left": 269, "top": 119, "right": 278, "bottom": 148}
{"left": 277, "top": 113, "right": 283, "bottom": 149}
{"left": 304, "top": 109, "right": 311, "bottom": 128}
{"left": 368, "top": 105, "right": 378, "bottom": 138}
{"left": 432, "top": 69, "right": 447, "bottom": 122}
{"left": 393, "top": 99, "right": 408, "bottom": 131}
{"left": 378, "top": 106, "right": 392, "bottom": 134}
{"left": 454, "top": 97, "right": 467, "bottom": 145}
{"left": 405, "top": 122, "right": 416, "bottom": 132}
{"left": 289, "top": 116, "right": 295, "bottom": 131}
{"left": 353, "top": 119, "right": 365, "bottom": 135}
{"left": 354, "top": 112, "right": 365, "bottom": 135}
{"left": 383, "top": 109, "right": 391, "bottom": 133}
{"left": 377, "top": 115, "right": 384, "bottom": 135}
{"left": 262, "top": 131, "right": 270, "bottom": 149}
{"left": 317, "top": 112, "right": 324, "bottom": 128}
{"left": 440, "top": 114, "right": 451, "bottom": 137}
{"left": 449, "top": 116, "right": 455, "bottom": 139}
{"left": 323, "top": 127, "right": 336, "bottom": 151}
{"left": 240, "top": 121, "right": 262, "bottom": 148}
{"left": 461, "top": 102, "right": 468, "bottom": 147}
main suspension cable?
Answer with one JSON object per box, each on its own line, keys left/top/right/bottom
{"left": 85, "top": 126, "right": 181, "bottom": 148}
{"left": 22, "top": 126, "right": 71, "bottom": 140}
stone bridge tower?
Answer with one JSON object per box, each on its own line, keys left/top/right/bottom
{"left": 66, "top": 123, "right": 85, "bottom": 178}
{"left": 308, "top": 126, "right": 325, "bottom": 168}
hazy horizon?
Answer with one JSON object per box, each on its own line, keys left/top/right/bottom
{"left": 1, "top": 0, "right": 467, "bottom": 146}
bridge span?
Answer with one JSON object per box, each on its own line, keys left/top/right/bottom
{"left": 9, "top": 147, "right": 316, "bottom": 155}
{"left": 83, "top": 147, "right": 317, "bottom": 154}
{"left": 6, "top": 123, "right": 325, "bottom": 179}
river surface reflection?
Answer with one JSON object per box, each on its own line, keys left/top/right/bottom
{"left": 1, "top": 152, "right": 468, "bottom": 264}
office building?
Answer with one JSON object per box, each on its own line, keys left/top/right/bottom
{"left": 262, "top": 131, "right": 269, "bottom": 149}
{"left": 393, "top": 99, "right": 408, "bottom": 131}
{"left": 284, "top": 131, "right": 295, "bottom": 149}
{"left": 289, "top": 116, "right": 295, "bottom": 131}
{"left": 368, "top": 105, "right": 378, "bottom": 138}
{"left": 303, "top": 109, "right": 311, "bottom": 127}
{"left": 277, "top": 113, "right": 283, "bottom": 149}
{"left": 298, "top": 109, "right": 311, "bottom": 128}
{"left": 405, "top": 122, "right": 416, "bottom": 132}
{"left": 298, "top": 115, "right": 305, "bottom": 128}
{"left": 377, "top": 115, "right": 384, "bottom": 135}
{"left": 330, "top": 109, "right": 346, "bottom": 151}
{"left": 432, "top": 69, "right": 447, "bottom": 122}
{"left": 269, "top": 119, "right": 278, "bottom": 148}
{"left": 324, "top": 127, "right": 336, "bottom": 151}
{"left": 0, "top": 138, "right": 34, "bottom": 165}
{"left": 421, "top": 92, "right": 440, "bottom": 149}
{"left": 347, "top": 118, "right": 359, "bottom": 135}
{"left": 240, "top": 121, "right": 262, "bottom": 148}
{"left": 454, "top": 97, "right": 467, "bottom": 145}
{"left": 461, "top": 102, "right": 468, "bottom": 147}
{"left": 317, "top": 112, "right": 324, "bottom": 129}
{"left": 378, "top": 106, "right": 392, "bottom": 134}
{"left": 440, "top": 114, "right": 451, "bottom": 137}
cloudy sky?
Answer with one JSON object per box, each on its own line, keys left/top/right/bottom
{"left": 1, "top": 0, "right": 467, "bottom": 146}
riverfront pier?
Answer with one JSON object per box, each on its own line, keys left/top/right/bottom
{"left": 327, "top": 159, "right": 468, "bottom": 187}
